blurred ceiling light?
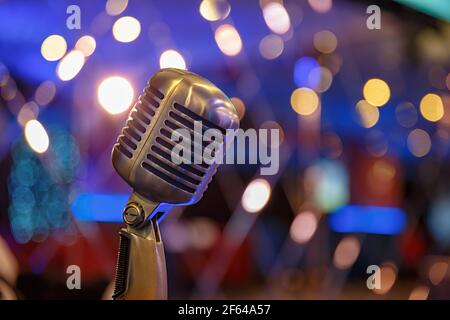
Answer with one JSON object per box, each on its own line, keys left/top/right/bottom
{"left": 363, "top": 78, "right": 391, "bottom": 107}
{"left": 262, "top": 2, "right": 291, "bottom": 35}
{"left": 407, "top": 129, "right": 431, "bottom": 158}
{"left": 420, "top": 93, "right": 444, "bottom": 122}
{"left": 259, "top": 34, "right": 284, "bottom": 60}
{"left": 75, "top": 35, "right": 96, "bottom": 57}
{"left": 395, "top": 102, "right": 417, "bottom": 128}
{"left": 41, "top": 34, "right": 67, "bottom": 62}
{"left": 199, "top": 0, "right": 231, "bottom": 21}
{"left": 365, "top": 130, "right": 388, "bottom": 157}
{"left": 214, "top": 24, "right": 242, "bottom": 56}
{"left": 313, "top": 30, "right": 337, "bottom": 54}
{"left": 374, "top": 263, "right": 397, "bottom": 295}
{"left": 308, "top": 0, "right": 333, "bottom": 13}
{"left": 230, "top": 97, "right": 246, "bottom": 120}
{"left": 17, "top": 102, "right": 39, "bottom": 127}
{"left": 428, "top": 261, "right": 448, "bottom": 285}
{"left": 290, "top": 211, "right": 318, "bottom": 244}
{"left": 333, "top": 236, "right": 360, "bottom": 269}
{"left": 112, "top": 16, "right": 141, "bottom": 43}
{"left": 309, "top": 66, "right": 333, "bottom": 93}
{"left": 356, "top": 100, "right": 379, "bottom": 128}
{"left": 97, "top": 76, "right": 134, "bottom": 115}
{"left": 105, "top": 0, "right": 128, "bottom": 16}
{"left": 241, "top": 178, "right": 271, "bottom": 213}
{"left": 159, "top": 49, "right": 187, "bottom": 70}
{"left": 408, "top": 286, "right": 430, "bottom": 300}
{"left": 34, "top": 81, "right": 56, "bottom": 106}
{"left": 56, "top": 50, "right": 85, "bottom": 81}
{"left": 24, "top": 119, "right": 49, "bottom": 153}
{"left": 290, "top": 87, "right": 320, "bottom": 116}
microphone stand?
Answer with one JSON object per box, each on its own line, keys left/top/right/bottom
{"left": 112, "top": 194, "right": 168, "bottom": 300}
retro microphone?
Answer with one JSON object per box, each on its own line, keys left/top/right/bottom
{"left": 111, "top": 68, "right": 239, "bottom": 300}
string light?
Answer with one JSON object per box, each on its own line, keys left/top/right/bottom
{"left": 112, "top": 16, "right": 141, "bottom": 43}
{"left": 214, "top": 24, "right": 242, "bottom": 56}
{"left": 56, "top": 50, "right": 85, "bottom": 81}
{"left": 159, "top": 50, "right": 187, "bottom": 70}
{"left": 24, "top": 120, "right": 49, "bottom": 154}
{"left": 363, "top": 78, "right": 391, "bottom": 107}
{"left": 97, "top": 76, "right": 134, "bottom": 115}
{"left": 241, "top": 178, "right": 271, "bottom": 213}
{"left": 41, "top": 35, "right": 67, "bottom": 61}
{"left": 420, "top": 93, "right": 444, "bottom": 122}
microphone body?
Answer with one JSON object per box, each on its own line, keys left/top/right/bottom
{"left": 111, "top": 68, "right": 238, "bottom": 299}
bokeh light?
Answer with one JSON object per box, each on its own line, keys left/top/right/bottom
{"left": 427, "top": 197, "right": 450, "bottom": 248}
{"left": 75, "top": 35, "right": 97, "bottom": 57}
{"left": 17, "top": 102, "right": 39, "bottom": 127}
{"left": 40, "top": 34, "right": 67, "bottom": 61}
{"left": 294, "top": 57, "right": 320, "bottom": 88}
{"left": 395, "top": 102, "right": 417, "bottom": 128}
{"left": 159, "top": 49, "right": 187, "bottom": 70}
{"left": 290, "top": 211, "right": 318, "bottom": 244}
{"left": 199, "top": 0, "right": 231, "bottom": 21}
{"left": 230, "top": 97, "right": 246, "bottom": 120}
{"left": 112, "top": 16, "right": 141, "bottom": 43}
{"left": 24, "top": 120, "right": 49, "bottom": 154}
{"left": 262, "top": 2, "right": 291, "bottom": 35}
{"left": 366, "top": 130, "right": 388, "bottom": 157}
{"left": 105, "top": 0, "right": 128, "bottom": 16}
{"left": 420, "top": 93, "right": 444, "bottom": 122}
{"left": 308, "top": 0, "right": 333, "bottom": 13}
{"left": 97, "top": 76, "right": 134, "bottom": 115}
{"left": 56, "top": 50, "right": 85, "bottom": 81}
{"left": 363, "top": 78, "right": 391, "bottom": 107}
{"left": 241, "top": 178, "right": 271, "bottom": 213}
{"left": 313, "top": 30, "right": 337, "bottom": 54}
{"left": 356, "top": 100, "right": 380, "bottom": 128}
{"left": 409, "top": 286, "right": 429, "bottom": 300}
{"left": 290, "top": 87, "right": 320, "bottom": 116}
{"left": 259, "top": 34, "right": 284, "bottom": 60}
{"left": 34, "top": 81, "right": 56, "bottom": 106}
{"left": 428, "top": 261, "right": 448, "bottom": 285}
{"left": 333, "top": 236, "right": 360, "bottom": 269}
{"left": 373, "top": 263, "right": 397, "bottom": 295}
{"left": 214, "top": 24, "right": 242, "bottom": 56}
{"left": 309, "top": 66, "right": 333, "bottom": 93}
{"left": 407, "top": 129, "right": 431, "bottom": 157}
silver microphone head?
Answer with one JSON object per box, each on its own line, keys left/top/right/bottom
{"left": 112, "top": 68, "right": 239, "bottom": 224}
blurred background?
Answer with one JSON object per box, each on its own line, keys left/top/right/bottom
{"left": 0, "top": 0, "right": 449, "bottom": 300}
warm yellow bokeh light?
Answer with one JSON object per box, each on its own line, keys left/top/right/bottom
{"left": 241, "top": 178, "right": 271, "bottom": 213}
{"left": 75, "top": 35, "right": 97, "bottom": 57}
{"left": 56, "top": 50, "right": 85, "bottom": 81}
{"left": 24, "top": 119, "right": 49, "bottom": 153}
{"left": 259, "top": 34, "right": 284, "bottom": 60}
{"left": 262, "top": 2, "right": 291, "bottom": 35}
{"left": 199, "top": 0, "right": 231, "bottom": 21}
{"left": 98, "top": 76, "right": 134, "bottom": 115}
{"left": 333, "top": 236, "right": 360, "bottom": 270}
{"left": 112, "top": 16, "right": 141, "bottom": 43}
{"left": 420, "top": 93, "right": 444, "bottom": 122}
{"left": 407, "top": 129, "right": 431, "bottom": 158}
{"left": 41, "top": 35, "right": 67, "bottom": 61}
{"left": 159, "top": 50, "right": 187, "bottom": 70}
{"left": 409, "top": 286, "right": 429, "bottom": 300}
{"left": 214, "top": 24, "right": 242, "bottom": 56}
{"left": 356, "top": 100, "right": 379, "bottom": 128}
{"left": 105, "top": 0, "right": 128, "bottom": 16}
{"left": 373, "top": 264, "right": 397, "bottom": 295}
{"left": 363, "top": 78, "right": 391, "bottom": 107}
{"left": 290, "top": 87, "right": 320, "bottom": 116}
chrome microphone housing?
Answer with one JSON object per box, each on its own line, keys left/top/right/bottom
{"left": 112, "top": 68, "right": 239, "bottom": 222}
